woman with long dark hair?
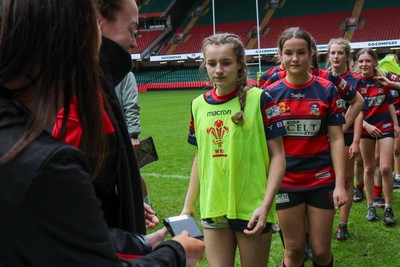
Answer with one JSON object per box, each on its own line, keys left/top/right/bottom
{"left": 0, "top": 0, "right": 204, "bottom": 266}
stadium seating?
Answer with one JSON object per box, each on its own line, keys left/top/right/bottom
{"left": 362, "top": 0, "right": 400, "bottom": 10}
{"left": 131, "top": 30, "right": 165, "bottom": 54}
{"left": 139, "top": 0, "right": 173, "bottom": 16}
{"left": 158, "top": 42, "right": 172, "bottom": 55}
{"left": 272, "top": 0, "right": 354, "bottom": 18}
{"left": 135, "top": 67, "right": 205, "bottom": 91}
{"left": 351, "top": 7, "right": 400, "bottom": 42}
{"left": 171, "top": 26, "right": 212, "bottom": 54}
{"left": 137, "top": 81, "right": 205, "bottom": 91}
{"left": 171, "top": 21, "right": 255, "bottom": 55}
{"left": 260, "top": 12, "right": 348, "bottom": 48}
{"left": 134, "top": 0, "right": 400, "bottom": 91}
{"left": 162, "top": 0, "right": 268, "bottom": 55}
{"left": 135, "top": 64, "right": 276, "bottom": 91}
{"left": 194, "top": 0, "right": 267, "bottom": 25}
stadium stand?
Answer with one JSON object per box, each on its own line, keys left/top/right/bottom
{"left": 170, "top": 20, "right": 257, "bottom": 55}
{"left": 133, "top": 0, "right": 400, "bottom": 91}
{"left": 139, "top": 0, "right": 173, "bottom": 17}
{"left": 252, "top": 0, "right": 358, "bottom": 48}
{"left": 132, "top": 0, "right": 184, "bottom": 54}
{"left": 259, "top": 12, "right": 348, "bottom": 48}
{"left": 161, "top": 0, "right": 268, "bottom": 55}
{"left": 131, "top": 30, "right": 165, "bottom": 54}
{"left": 170, "top": 26, "right": 212, "bottom": 54}
{"left": 351, "top": 7, "right": 400, "bottom": 42}
{"left": 362, "top": 0, "right": 400, "bottom": 9}
{"left": 272, "top": 0, "right": 355, "bottom": 18}
{"left": 135, "top": 67, "right": 205, "bottom": 91}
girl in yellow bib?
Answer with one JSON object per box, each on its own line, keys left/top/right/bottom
{"left": 182, "top": 33, "right": 286, "bottom": 267}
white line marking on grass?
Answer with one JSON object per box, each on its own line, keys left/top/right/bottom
{"left": 142, "top": 173, "right": 189, "bottom": 179}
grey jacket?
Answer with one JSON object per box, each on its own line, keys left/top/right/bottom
{"left": 114, "top": 72, "right": 141, "bottom": 137}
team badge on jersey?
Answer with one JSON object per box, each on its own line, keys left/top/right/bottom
{"left": 278, "top": 101, "right": 291, "bottom": 114}
{"left": 336, "top": 99, "right": 346, "bottom": 109}
{"left": 378, "top": 87, "right": 384, "bottom": 94}
{"left": 207, "top": 120, "right": 229, "bottom": 157}
{"left": 266, "top": 106, "right": 282, "bottom": 119}
{"left": 310, "top": 103, "right": 320, "bottom": 116}
{"left": 338, "top": 79, "right": 347, "bottom": 91}
{"left": 276, "top": 193, "right": 290, "bottom": 204}
{"left": 360, "top": 87, "right": 367, "bottom": 94}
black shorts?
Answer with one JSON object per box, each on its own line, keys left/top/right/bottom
{"left": 276, "top": 184, "right": 335, "bottom": 210}
{"left": 361, "top": 131, "right": 394, "bottom": 140}
{"left": 344, "top": 133, "right": 353, "bottom": 147}
{"left": 201, "top": 216, "right": 272, "bottom": 234}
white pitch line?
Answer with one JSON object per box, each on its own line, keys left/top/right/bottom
{"left": 142, "top": 173, "right": 190, "bottom": 179}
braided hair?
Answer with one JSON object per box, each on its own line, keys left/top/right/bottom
{"left": 200, "top": 33, "right": 248, "bottom": 124}
{"left": 326, "top": 38, "right": 352, "bottom": 71}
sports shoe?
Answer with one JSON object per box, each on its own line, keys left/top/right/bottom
{"left": 373, "top": 197, "right": 385, "bottom": 209}
{"left": 336, "top": 224, "right": 349, "bottom": 241}
{"left": 394, "top": 179, "right": 400, "bottom": 189}
{"left": 384, "top": 207, "right": 396, "bottom": 226}
{"left": 366, "top": 206, "right": 379, "bottom": 221}
{"left": 353, "top": 187, "right": 364, "bottom": 202}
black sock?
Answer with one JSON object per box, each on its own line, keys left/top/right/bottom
{"left": 313, "top": 255, "right": 333, "bottom": 267}
{"left": 281, "top": 260, "right": 305, "bottom": 267}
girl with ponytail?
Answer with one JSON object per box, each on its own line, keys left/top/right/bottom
{"left": 266, "top": 27, "right": 347, "bottom": 267}
{"left": 182, "top": 33, "right": 286, "bottom": 266}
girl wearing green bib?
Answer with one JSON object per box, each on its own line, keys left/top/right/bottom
{"left": 182, "top": 33, "right": 286, "bottom": 267}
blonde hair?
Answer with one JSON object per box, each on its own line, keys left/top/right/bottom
{"left": 200, "top": 33, "right": 248, "bottom": 124}
{"left": 326, "top": 38, "right": 352, "bottom": 71}
{"left": 356, "top": 48, "right": 385, "bottom": 77}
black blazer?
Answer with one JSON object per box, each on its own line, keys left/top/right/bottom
{"left": 0, "top": 89, "right": 185, "bottom": 266}
{"left": 96, "top": 37, "right": 146, "bottom": 235}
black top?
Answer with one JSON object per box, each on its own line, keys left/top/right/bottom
{"left": 0, "top": 87, "right": 186, "bottom": 266}
{"left": 96, "top": 37, "right": 146, "bottom": 235}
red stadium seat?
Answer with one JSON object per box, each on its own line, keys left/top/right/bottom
{"left": 351, "top": 7, "right": 400, "bottom": 42}
{"left": 131, "top": 29, "right": 165, "bottom": 54}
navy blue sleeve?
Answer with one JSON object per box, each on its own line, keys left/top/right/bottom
{"left": 260, "top": 90, "right": 286, "bottom": 139}
{"left": 188, "top": 101, "right": 197, "bottom": 146}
